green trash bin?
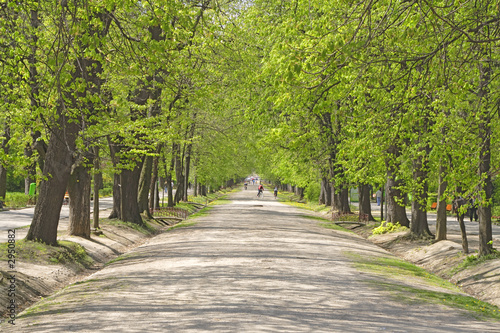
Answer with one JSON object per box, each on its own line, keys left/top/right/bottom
{"left": 29, "top": 183, "right": 36, "bottom": 196}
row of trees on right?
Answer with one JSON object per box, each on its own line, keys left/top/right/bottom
{"left": 244, "top": 0, "right": 499, "bottom": 256}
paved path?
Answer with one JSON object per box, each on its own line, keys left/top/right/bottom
{"left": 0, "top": 197, "right": 114, "bottom": 242}
{"left": 9, "top": 188, "right": 498, "bottom": 332}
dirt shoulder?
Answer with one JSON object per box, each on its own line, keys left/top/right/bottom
{"left": 0, "top": 210, "right": 167, "bottom": 320}
{"left": 342, "top": 220, "right": 500, "bottom": 308}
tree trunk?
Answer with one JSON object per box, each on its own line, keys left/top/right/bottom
{"left": 0, "top": 124, "right": 10, "bottom": 200}
{"left": 201, "top": 184, "right": 207, "bottom": 196}
{"left": 174, "top": 146, "right": 184, "bottom": 204}
{"left": 454, "top": 198, "right": 469, "bottom": 254}
{"left": 478, "top": 119, "right": 493, "bottom": 256}
{"left": 410, "top": 149, "right": 432, "bottom": 238}
{"left": 358, "top": 184, "right": 375, "bottom": 221}
{"left": 108, "top": 139, "right": 121, "bottom": 219}
{"left": 477, "top": 58, "right": 493, "bottom": 257}
{"left": 183, "top": 143, "right": 193, "bottom": 202}
{"left": 436, "top": 162, "right": 448, "bottom": 241}
{"left": 68, "top": 164, "right": 91, "bottom": 238}
{"left": 137, "top": 155, "right": 153, "bottom": 218}
{"left": 193, "top": 175, "right": 198, "bottom": 196}
{"left": 149, "top": 152, "right": 160, "bottom": 212}
{"left": 120, "top": 160, "right": 143, "bottom": 224}
{"left": 321, "top": 177, "right": 331, "bottom": 206}
{"left": 385, "top": 144, "right": 410, "bottom": 227}
{"left": 27, "top": 113, "right": 79, "bottom": 245}
{"left": 93, "top": 146, "right": 101, "bottom": 229}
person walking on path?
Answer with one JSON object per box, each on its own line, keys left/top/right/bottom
{"left": 376, "top": 189, "right": 382, "bottom": 206}
{"left": 274, "top": 186, "right": 278, "bottom": 199}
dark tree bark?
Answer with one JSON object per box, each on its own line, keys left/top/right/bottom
{"left": 358, "top": 184, "right": 375, "bottom": 221}
{"left": 26, "top": 112, "right": 79, "bottom": 245}
{"left": 385, "top": 144, "right": 410, "bottom": 227}
{"left": 93, "top": 146, "right": 101, "bottom": 229}
{"left": 477, "top": 60, "right": 493, "bottom": 256}
{"left": 183, "top": 143, "right": 193, "bottom": 202}
{"left": 120, "top": 159, "right": 143, "bottom": 224}
{"left": 410, "top": 145, "right": 432, "bottom": 238}
{"left": 174, "top": 144, "right": 184, "bottom": 204}
{"left": 0, "top": 124, "right": 10, "bottom": 200}
{"left": 68, "top": 163, "right": 92, "bottom": 238}
{"left": 320, "top": 177, "right": 331, "bottom": 206}
{"left": 436, "top": 162, "right": 448, "bottom": 241}
{"left": 454, "top": 197, "right": 469, "bottom": 254}
{"left": 108, "top": 139, "right": 121, "bottom": 219}
{"left": 149, "top": 151, "right": 160, "bottom": 212}
{"left": 137, "top": 155, "right": 153, "bottom": 218}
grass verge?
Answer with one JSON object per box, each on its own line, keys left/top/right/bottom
{"left": 345, "top": 251, "right": 500, "bottom": 321}
{"left": 449, "top": 250, "right": 500, "bottom": 275}
{"left": 0, "top": 239, "right": 93, "bottom": 268}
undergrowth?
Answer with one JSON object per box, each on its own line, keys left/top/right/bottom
{"left": 372, "top": 221, "right": 408, "bottom": 235}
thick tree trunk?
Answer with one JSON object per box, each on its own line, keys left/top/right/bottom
{"left": 27, "top": 114, "right": 79, "bottom": 245}
{"left": 200, "top": 184, "right": 207, "bottom": 196}
{"left": 454, "top": 198, "right": 469, "bottom": 254}
{"left": 149, "top": 153, "right": 160, "bottom": 212}
{"left": 358, "top": 184, "right": 375, "bottom": 221}
{"left": 183, "top": 143, "right": 192, "bottom": 202}
{"left": 68, "top": 164, "right": 92, "bottom": 238}
{"left": 174, "top": 147, "right": 184, "bottom": 204}
{"left": 321, "top": 177, "right": 331, "bottom": 206}
{"left": 0, "top": 124, "right": 10, "bottom": 200}
{"left": 193, "top": 175, "right": 198, "bottom": 196}
{"left": 120, "top": 160, "right": 143, "bottom": 224}
{"left": 478, "top": 120, "right": 493, "bottom": 256}
{"left": 410, "top": 150, "right": 432, "bottom": 238}
{"left": 436, "top": 162, "right": 448, "bottom": 241}
{"left": 386, "top": 144, "right": 410, "bottom": 227}
{"left": 93, "top": 146, "right": 101, "bottom": 229}
{"left": 108, "top": 140, "right": 121, "bottom": 219}
{"left": 137, "top": 155, "right": 153, "bottom": 218}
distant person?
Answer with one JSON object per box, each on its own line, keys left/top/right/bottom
{"left": 274, "top": 186, "right": 278, "bottom": 199}
{"left": 257, "top": 184, "right": 264, "bottom": 197}
{"left": 376, "top": 189, "right": 382, "bottom": 206}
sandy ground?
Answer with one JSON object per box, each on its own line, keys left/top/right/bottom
{"left": 5, "top": 188, "right": 499, "bottom": 332}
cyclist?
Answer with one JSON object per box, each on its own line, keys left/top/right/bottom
{"left": 257, "top": 184, "right": 264, "bottom": 197}
{"left": 244, "top": 182, "right": 248, "bottom": 190}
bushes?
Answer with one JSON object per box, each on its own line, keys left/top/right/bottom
{"left": 4, "top": 192, "right": 34, "bottom": 208}
{"left": 304, "top": 182, "right": 321, "bottom": 202}
{"left": 372, "top": 222, "right": 408, "bottom": 235}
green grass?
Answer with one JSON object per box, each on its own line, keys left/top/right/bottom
{"left": 0, "top": 239, "right": 93, "bottom": 268}
{"left": 278, "top": 192, "right": 331, "bottom": 213}
{"left": 344, "top": 251, "right": 458, "bottom": 290}
{"left": 168, "top": 220, "right": 197, "bottom": 231}
{"left": 300, "top": 214, "right": 355, "bottom": 233}
{"left": 101, "top": 218, "right": 157, "bottom": 235}
{"left": 450, "top": 250, "right": 500, "bottom": 275}
{"left": 105, "top": 254, "right": 134, "bottom": 266}
{"left": 372, "top": 221, "right": 408, "bottom": 235}
{"left": 344, "top": 251, "right": 500, "bottom": 320}
{"left": 188, "top": 206, "right": 213, "bottom": 219}
{"left": 371, "top": 281, "right": 500, "bottom": 321}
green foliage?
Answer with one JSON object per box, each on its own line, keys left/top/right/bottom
{"left": 4, "top": 192, "right": 33, "bottom": 208}
{"left": 304, "top": 182, "right": 321, "bottom": 203}
{"left": 0, "top": 239, "right": 93, "bottom": 269}
{"left": 451, "top": 250, "right": 500, "bottom": 274}
{"left": 372, "top": 222, "right": 408, "bottom": 235}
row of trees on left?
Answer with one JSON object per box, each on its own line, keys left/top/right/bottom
{"left": 0, "top": 0, "right": 256, "bottom": 245}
